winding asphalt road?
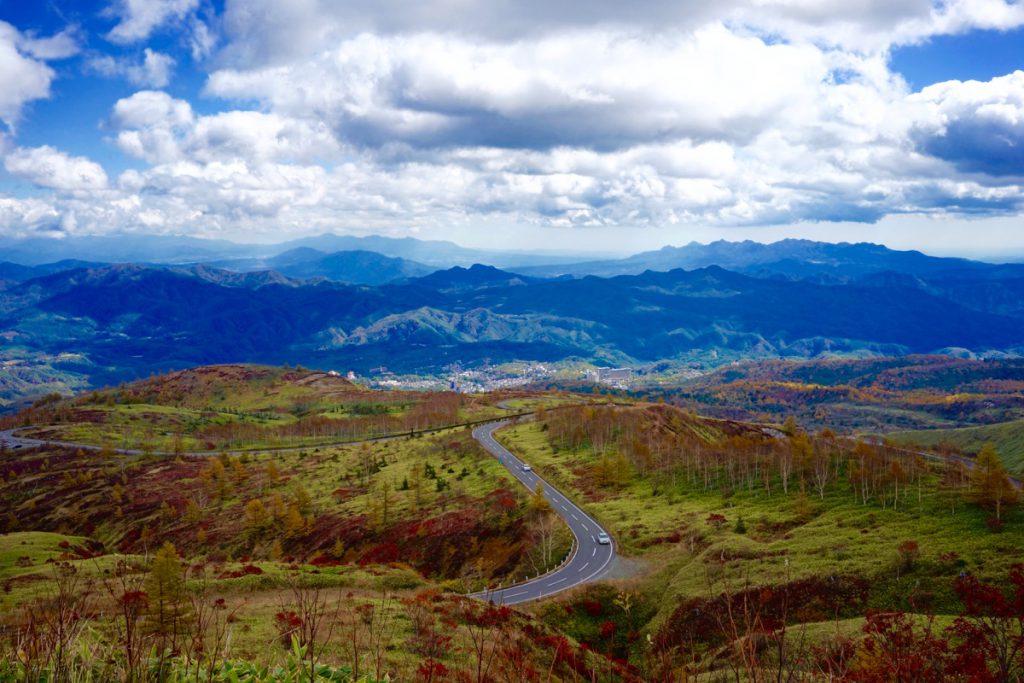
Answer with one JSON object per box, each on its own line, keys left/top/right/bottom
{"left": 469, "top": 420, "right": 615, "bottom": 605}
{"left": 1, "top": 416, "right": 617, "bottom": 605}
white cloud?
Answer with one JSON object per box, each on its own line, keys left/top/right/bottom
{"left": 17, "top": 26, "right": 81, "bottom": 60}
{"left": 188, "top": 17, "right": 216, "bottom": 60}
{"left": 208, "top": 27, "right": 832, "bottom": 152}
{"left": 109, "top": 91, "right": 341, "bottom": 164}
{"left": 188, "top": 111, "right": 341, "bottom": 162}
{"left": 0, "top": 196, "right": 62, "bottom": 236}
{"left": 88, "top": 48, "right": 177, "bottom": 87}
{"left": 0, "top": 21, "right": 79, "bottom": 131}
{"left": 111, "top": 90, "right": 194, "bottom": 129}
{"left": 908, "top": 71, "right": 1024, "bottom": 175}
{"left": 105, "top": 0, "right": 200, "bottom": 44}
{"left": 4, "top": 1, "right": 1024, "bottom": 243}
{"left": 730, "top": 0, "right": 1024, "bottom": 51}
{"left": 4, "top": 146, "right": 109, "bottom": 192}
{"left": 217, "top": 0, "right": 1024, "bottom": 63}
{"left": 109, "top": 90, "right": 194, "bottom": 162}
{"left": 0, "top": 22, "right": 59, "bottom": 131}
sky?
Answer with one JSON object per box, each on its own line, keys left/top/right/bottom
{"left": 0, "top": 1, "right": 1024, "bottom": 259}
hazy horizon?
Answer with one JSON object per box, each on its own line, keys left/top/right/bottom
{"left": 2, "top": 228, "right": 1023, "bottom": 266}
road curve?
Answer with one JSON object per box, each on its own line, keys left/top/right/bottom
{"left": 3, "top": 416, "right": 617, "bottom": 605}
{"left": 470, "top": 420, "right": 615, "bottom": 605}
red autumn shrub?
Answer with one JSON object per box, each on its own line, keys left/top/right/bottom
{"left": 582, "top": 600, "right": 604, "bottom": 617}
{"left": 599, "top": 620, "right": 617, "bottom": 638}
{"left": 273, "top": 611, "right": 302, "bottom": 647}
{"left": 706, "top": 513, "right": 727, "bottom": 530}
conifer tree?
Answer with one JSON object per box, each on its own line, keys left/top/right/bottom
{"left": 144, "top": 542, "right": 192, "bottom": 655}
{"left": 971, "top": 443, "right": 1019, "bottom": 522}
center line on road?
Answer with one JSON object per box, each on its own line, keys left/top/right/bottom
{"left": 474, "top": 419, "right": 619, "bottom": 604}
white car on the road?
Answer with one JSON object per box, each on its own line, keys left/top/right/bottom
{"left": 521, "top": 463, "right": 532, "bottom": 472}
{"left": 597, "top": 532, "right": 611, "bottom": 545}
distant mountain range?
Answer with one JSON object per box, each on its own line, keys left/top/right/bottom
{"left": 2, "top": 243, "right": 1024, "bottom": 399}
{"left": 3, "top": 236, "right": 1024, "bottom": 406}
{"left": 515, "top": 239, "right": 1024, "bottom": 280}
{"left": 204, "top": 248, "right": 437, "bottom": 285}
{"left": 4, "top": 237, "right": 1024, "bottom": 312}
{"left": 0, "top": 233, "right": 610, "bottom": 269}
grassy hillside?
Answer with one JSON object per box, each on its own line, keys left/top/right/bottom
{"left": 1, "top": 422, "right": 593, "bottom": 679}
{"left": 4, "top": 367, "right": 1024, "bottom": 681}
{"left": 0, "top": 425, "right": 570, "bottom": 585}
{"left": 0, "top": 349, "right": 89, "bottom": 410}
{"left": 0, "top": 532, "right": 602, "bottom": 680}
{"left": 498, "top": 403, "right": 1024, "bottom": 678}
{"left": 888, "top": 418, "right": 1024, "bottom": 475}
{"left": 651, "top": 355, "right": 1024, "bottom": 433}
{"left": 3, "top": 364, "right": 510, "bottom": 451}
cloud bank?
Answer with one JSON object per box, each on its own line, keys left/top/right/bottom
{"left": 0, "top": 0, "right": 1023, "bottom": 244}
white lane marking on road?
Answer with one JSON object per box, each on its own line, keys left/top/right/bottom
{"left": 473, "top": 419, "right": 622, "bottom": 600}
{"left": 582, "top": 524, "right": 589, "bottom": 532}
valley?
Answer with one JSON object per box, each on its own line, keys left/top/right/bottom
{"left": 3, "top": 240, "right": 1024, "bottom": 681}
{"left": 2, "top": 364, "right": 1023, "bottom": 680}
{"left": 3, "top": 238, "right": 1024, "bottom": 413}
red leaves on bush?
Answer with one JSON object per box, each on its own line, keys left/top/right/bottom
{"left": 273, "top": 610, "right": 303, "bottom": 646}
{"left": 849, "top": 567, "right": 1024, "bottom": 681}
{"left": 490, "top": 489, "right": 519, "bottom": 511}
{"left": 948, "top": 566, "right": 1024, "bottom": 681}
{"left": 581, "top": 599, "right": 604, "bottom": 618}
{"left": 359, "top": 542, "right": 400, "bottom": 565}
{"left": 599, "top": 620, "right": 617, "bottom": 638}
{"left": 309, "top": 553, "right": 341, "bottom": 567}
{"left": 656, "top": 574, "right": 869, "bottom": 654}
{"left": 706, "top": 513, "right": 727, "bottom": 529}
{"left": 416, "top": 658, "right": 448, "bottom": 682}
{"left": 849, "top": 610, "right": 951, "bottom": 682}
{"left": 897, "top": 540, "right": 920, "bottom": 572}
{"left": 217, "top": 564, "right": 263, "bottom": 579}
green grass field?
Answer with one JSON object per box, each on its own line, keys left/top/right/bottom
{"left": 497, "top": 420, "right": 1024, "bottom": 633}
{"left": 887, "top": 418, "right": 1024, "bottom": 475}
{"left": 7, "top": 367, "right": 1024, "bottom": 680}
{"left": 17, "top": 396, "right": 509, "bottom": 452}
